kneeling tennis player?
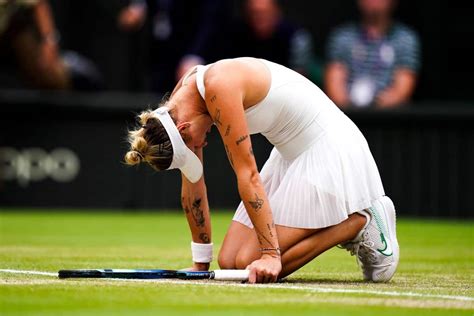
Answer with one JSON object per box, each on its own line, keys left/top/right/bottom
{"left": 124, "top": 58, "right": 399, "bottom": 284}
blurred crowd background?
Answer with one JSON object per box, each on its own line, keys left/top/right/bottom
{"left": 1, "top": 0, "right": 473, "bottom": 216}
{"left": 1, "top": 0, "right": 464, "bottom": 108}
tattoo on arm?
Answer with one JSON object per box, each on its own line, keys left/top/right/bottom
{"left": 235, "top": 135, "right": 249, "bottom": 146}
{"left": 182, "top": 197, "right": 190, "bottom": 213}
{"left": 213, "top": 108, "right": 222, "bottom": 127}
{"left": 248, "top": 193, "right": 264, "bottom": 212}
{"left": 224, "top": 144, "right": 234, "bottom": 167}
{"left": 199, "top": 232, "right": 210, "bottom": 243}
{"left": 254, "top": 225, "right": 276, "bottom": 248}
{"left": 225, "top": 125, "right": 231, "bottom": 136}
{"left": 210, "top": 95, "right": 217, "bottom": 103}
{"left": 191, "top": 198, "right": 205, "bottom": 227}
{"left": 267, "top": 223, "right": 274, "bottom": 238}
{"left": 183, "top": 197, "right": 205, "bottom": 227}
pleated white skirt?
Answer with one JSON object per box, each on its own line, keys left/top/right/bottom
{"left": 233, "top": 109, "right": 385, "bottom": 229}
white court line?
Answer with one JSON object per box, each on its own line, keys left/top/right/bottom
{"left": 0, "top": 269, "right": 58, "bottom": 277}
{"left": 1, "top": 269, "right": 473, "bottom": 302}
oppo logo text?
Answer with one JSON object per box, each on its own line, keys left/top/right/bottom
{"left": 0, "top": 147, "right": 80, "bottom": 187}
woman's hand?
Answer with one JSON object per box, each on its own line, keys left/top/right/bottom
{"left": 246, "top": 254, "right": 282, "bottom": 283}
{"left": 181, "top": 262, "right": 210, "bottom": 272}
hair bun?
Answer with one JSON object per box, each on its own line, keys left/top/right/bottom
{"left": 125, "top": 110, "right": 174, "bottom": 171}
{"left": 124, "top": 150, "right": 143, "bottom": 165}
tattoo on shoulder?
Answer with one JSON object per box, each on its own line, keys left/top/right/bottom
{"left": 210, "top": 95, "right": 217, "bottom": 103}
{"left": 225, "top": 144, "right": 234, "bottom": 167}
{"left": 235, "top": 135, "right": 248, "bottom": 146}
{"left": 214, "top": 108, "right": 222, "bottom": 127}
{"left": 199, "top": 233, "right": 210, "bottom": 243}
{"left": 225, "top": 125, "right": 231, "bottom": 136}
{"left": 248, "top": 193, "right": 264, "bottom": 212}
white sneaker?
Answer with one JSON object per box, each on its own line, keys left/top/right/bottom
{"left": 341, "top": 196, "right": 400, "bottom": 282}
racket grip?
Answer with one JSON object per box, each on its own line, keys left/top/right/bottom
{"left": 212, "top": 269, "right": 249, "bottom": 281}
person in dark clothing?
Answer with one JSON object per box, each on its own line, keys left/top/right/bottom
{"left": 0, "top": 0, "right": 70, "bottom": 89}
{"left": 0, "top": 0, "right": 103, "bottom": 90}
{"left": 221, "top": 0, "right": 321, "bottom": 83}
{"left": 119, "top": 0, "right": 230, "bottom": 93}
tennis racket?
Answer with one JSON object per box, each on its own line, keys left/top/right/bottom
{"left": 58, "top": 269, "right": 249, "bottom": 281}
{"left": 58, "top": 269, "right": 178, "bottom": 279}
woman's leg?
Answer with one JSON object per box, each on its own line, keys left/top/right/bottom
{"left": 218, "top": 221, "right": 321, "bottom": 269}
{"left": 280, "top": 213, "right": 365, "bottom": 277}
{"left": 218, "top": 213, "right": 366, "bottom": 278}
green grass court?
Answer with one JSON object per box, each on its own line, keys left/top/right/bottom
{"left": 0, "top": 210, "right": 473, "bottom": 315}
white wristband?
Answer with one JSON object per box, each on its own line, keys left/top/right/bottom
{"left": 191, "top": 241, "right": 213, "bottom": 263}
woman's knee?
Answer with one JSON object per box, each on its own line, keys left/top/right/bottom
{"left": 235, "top": 254, "right": 250, "bottom": 269}
{"left": 218, "top": 248, "right": 236, "bottom": 269}
{"left": 235, "top": 247, "right": 259, "bottom": 269}
{"left": 218, "top": 221, "right": 255, "bottom": 269}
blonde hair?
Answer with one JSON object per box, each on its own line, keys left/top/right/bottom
{"left": 124, "top": 110, "right": 174, "bottom": 171}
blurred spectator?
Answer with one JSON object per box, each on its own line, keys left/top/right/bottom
{"left": 118, "top": 0, "right": 147, "bottom": 33}
{"left": 325, "top": 0, "right": 420, "bottom": 108}
{"left": 0, "top": 0, "right": 69, "bottom": 89}
{"left": 118, "top": 0, "right": 230, "bottom": 93}
{"left": 223, "top": 0, "right": 322, "bottom": 84}
{"left": 0, "top": 0, "right": 103, "bottom": 90}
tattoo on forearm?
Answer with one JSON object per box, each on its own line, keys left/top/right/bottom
{"left": 254, "top": 226, "right": 276, "bottom": 248}
{"left": 213, "top": 108, "right": 222, "bottom": 127}
{"left": 210, "top": 95, "right": 217, "bottom": 103}
{"left": 225, "top": 124, "right": 231, "bottom": 136}
{"left": 199, "top": 233, "right": 210, "bottom": 243}
{"left": 267, "top": 223, "right": 274, "bottom": 238}
{"left": 236, "top": 135, "right": 249, "bottom": 146}
{"left": 248, "top": 193, "right": 264, "bottom": 212}
{"left": 191, "top": 198, "right": 205, "bottom": 227}
{"left": 182, "top": 197, "right": 190, "bottom": 213}
{"left": 225, "top": 144, "right": 234, "bottom": 167}
{"left": 183, "top": 196, "right": 206, "bottom": 227}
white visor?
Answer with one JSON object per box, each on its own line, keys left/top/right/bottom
{"left": 151, "top": 107, "right": 203, "bottom": 183}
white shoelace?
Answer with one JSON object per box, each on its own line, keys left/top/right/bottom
{"left": 342, "top": 232, "right": 391, "bottom": 269}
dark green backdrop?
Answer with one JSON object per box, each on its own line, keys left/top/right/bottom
{"left": 1, "top": 92, "right": 472, "bottom": 217}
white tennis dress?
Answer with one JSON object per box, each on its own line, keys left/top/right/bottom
{"left": 196, "top": 59, "right": 385, "bottom": 229}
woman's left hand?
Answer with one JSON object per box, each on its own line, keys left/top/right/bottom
{"left": 246, "top": 255, "right": 282, "bottom": 283}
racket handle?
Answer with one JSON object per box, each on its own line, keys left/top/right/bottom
{"left": 212, "top": 269, "right": 249, "bottom": 281}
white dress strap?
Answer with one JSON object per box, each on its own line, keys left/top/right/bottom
{"left": 195, "top": 65, "right": 208, "bottom": 100}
